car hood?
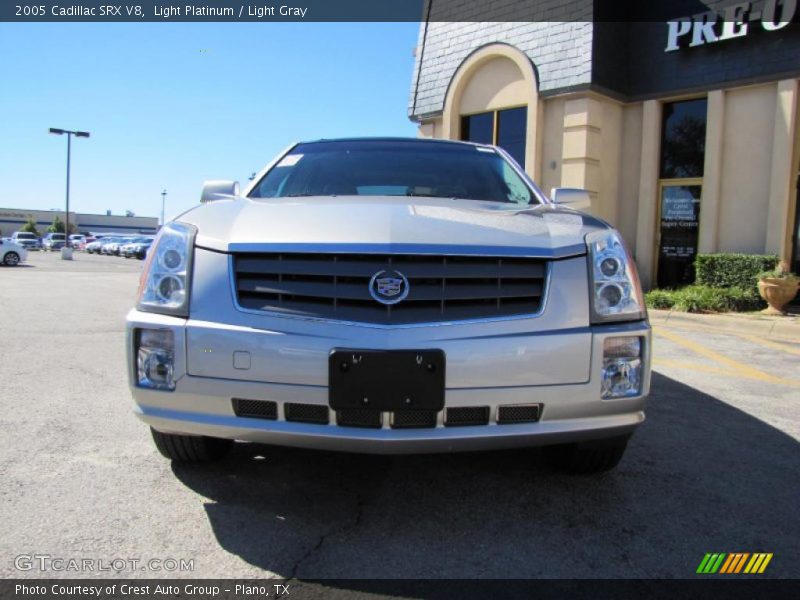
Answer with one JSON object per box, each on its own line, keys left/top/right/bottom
{"left": 183, "top": 196, "right": 609, "bottom": 258}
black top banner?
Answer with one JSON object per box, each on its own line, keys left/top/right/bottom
{"left": 2, "top": 0, "right": 789, "bottom": 23}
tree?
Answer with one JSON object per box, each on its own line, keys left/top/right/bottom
{"left": 47, "top": 216, "right": 76, "bottom": 234}
{"left": 48, "top": 216, "right": 65, "bottom": 233}
{"left": 19, "top": 218, "right": 40, "bottom": 237}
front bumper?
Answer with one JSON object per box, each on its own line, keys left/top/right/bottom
{"left": 127, "top": 310, "right": 651, "bottom": 454}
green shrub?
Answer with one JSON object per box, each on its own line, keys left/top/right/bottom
{"left": 672, "top": 286, "right": 728, "bottom": 313}
{"left": 695, "top": 253, "right": 779, "bottom": 290}
{"left": 645, "top": 289, "right": 676, "bottom": 309}
{"left": 757, "top": 260, "right": 800, "bottom": 281}
{"left": 719, "top": 286, "right": 765, "bottom": 312}
{"left": 645, "top": 285, "right": 765, "bottom": 313}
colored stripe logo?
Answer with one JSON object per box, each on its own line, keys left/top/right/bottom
{"left": 697, "top": 553, "right": 773, "bottom": 574}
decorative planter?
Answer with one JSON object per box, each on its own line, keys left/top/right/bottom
{"left": 757, "top": 277, "right": 799, "bottom": 315}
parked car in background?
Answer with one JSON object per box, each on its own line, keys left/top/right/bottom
{"left": 103, "top": 237, "right": 136, "bottom": 256}
{"left": 122, "top": 238, "right": 153, "bottom": 259}
{"left": 42, "top": 233, "right": 67, "bottom": 251}
{"left": 128, "top": 137, "right": 651, "bottom": 473}
{"left": 10, "top": 231, "right": 41, "bottom": 251}
{"left": 0, "top": 238, "right": 27, "bottom": 266}
{"left": 85, "top": 237, "right": 107, "bottom": 254}
{"left": 69, "top": 234, "right": 86, "bottom": 249}
{"left": 119, "top": 239, "right": 137, "bottom": 258}
{"left": 98, "top": 237, "right": 122, "bottom": 255}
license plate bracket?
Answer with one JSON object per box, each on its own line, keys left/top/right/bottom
{"left": 329, "top": 349, "right": 445, "bottom": 411}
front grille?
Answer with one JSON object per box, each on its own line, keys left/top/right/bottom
{"left": 233, "top": 253, "right": 547, "bottom": 324}
{"left": 391, "top": 410, "right": 438, "bottom": 429}
{"left": 497, "top": 404, "right": 542, "bottom": 424}
{"left": 285, "top": 403, "right": 329, "bottom": 424}
{"left": 445, "top": 406, "right": 490, "bottom": 427}
{"left": 232, "top": 398, "right": 277, "bottom": 420}
{"left": 336, "top": 409, "right": 382, "bottom": 429}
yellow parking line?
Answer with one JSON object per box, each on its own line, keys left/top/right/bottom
{"left": 654, "top": 322, "right": 800, "bottom": 356}
{"left": 734, "top": 333, "right": 800, "bottom": 356}
{"left": 653, "top": 326, "right": 800, "bottom": 387}
{"left": 653, "top": 358, "right": 737, "bottom": 378}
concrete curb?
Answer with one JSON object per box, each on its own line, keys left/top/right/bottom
{"left": 649, "top": 309, "right": 800, "bottom": 342}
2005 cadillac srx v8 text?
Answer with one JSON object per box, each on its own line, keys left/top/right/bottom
{"left": 127, "top": 138, "right": 651, "bottom": 473}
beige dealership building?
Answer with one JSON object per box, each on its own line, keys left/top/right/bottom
{"left": 408, "top": 8, "right": 800, "bottom": 289}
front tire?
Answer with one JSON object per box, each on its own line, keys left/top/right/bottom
{"left": 150, "top": 428, "right": 232, "bottom": 463}
{"left": 3, "top": 252, "right": 20, "bottom": 266}
{"left": 544, "top": 435, "right": 630, "bottom": 474}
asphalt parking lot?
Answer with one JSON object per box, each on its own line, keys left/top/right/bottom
{"left": 1, "top": 251, "right": 799, "bottom": 580}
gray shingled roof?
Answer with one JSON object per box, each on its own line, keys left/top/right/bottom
{"left": 409, "top": 21, "right": 594, "bottom": 120}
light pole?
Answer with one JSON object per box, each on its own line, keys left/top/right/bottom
{"left": 161, "top": 189, "right": 167, "bottom": 228}
{"left": 49, "top": 128, "right": 90, "bottom": 259}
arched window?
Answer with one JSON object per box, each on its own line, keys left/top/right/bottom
{"left": 443, "top": 45, "right": 539, "bottom": 176}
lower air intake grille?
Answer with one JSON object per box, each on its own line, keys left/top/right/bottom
{"left": 285, "top": 403, "right": 329, "bottom": 425}
{"left": 497, "top": 404, "right": 542, "bottom": 424}
{"left": 232, "top": 398, "right": 277, "bottom": 420}
{"left": 336, "top": 409, "right": 382, "bottom": 429}
{"left": 392, "top": 410, "right": 437, "bottom": 429}
{"left": 445, "top": 406, "right": 490, "bottom": 427}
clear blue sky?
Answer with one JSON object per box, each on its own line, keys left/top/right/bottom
{"left": 0, "top": 22, "right": 420, "bottom": 220}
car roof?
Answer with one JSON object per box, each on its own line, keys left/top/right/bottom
{"left": 298, "top": 136, "right": 494, "bottom": 150}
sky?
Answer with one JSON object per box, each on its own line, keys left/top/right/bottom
{"left": 0, "top": 22, "right": 420, "bottom": 220}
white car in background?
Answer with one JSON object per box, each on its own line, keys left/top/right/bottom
{"left": 10, "top": 231, "right": 41, "bottom": 251}
{"left": 69, "top": 234, "right": 87, "bottom": 249}
{"left": 1, "top": 239, "right": 27, "bottom": 266}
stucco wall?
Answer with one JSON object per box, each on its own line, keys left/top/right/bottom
{"left": 539, "top": 97, "right": 565, "bottom": 197}
{"left": 717, "top": 84, "right": 777, "bottom": 253}
{"left": 617, "top": 103, "right": 643, "bottom": 255}
{"left": 459, "top": 56, "right": 528, "bottom": 115}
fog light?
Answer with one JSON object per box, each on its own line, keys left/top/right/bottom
{"left": 604, "top": 336, "right": 641, "bottom": 359}
{"left": 136, "top": 329, "right": 175, "bottom": 391}
{"left": 602, "top": 336, "right": 642, "bottom": 399}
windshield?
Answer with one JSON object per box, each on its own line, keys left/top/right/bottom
{"left": 16, "top": 233, "right": 35, "bottom": 239}
{"left": 249, "top": 140, "right": 539, "bottom": 205}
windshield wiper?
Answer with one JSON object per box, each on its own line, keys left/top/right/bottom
{"left": 404, "top": 192, "right": 451, "bottom": 198}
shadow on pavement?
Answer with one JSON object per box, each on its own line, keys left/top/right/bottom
{"left": 172, "top": 372, "right": 800, "bottom": 580}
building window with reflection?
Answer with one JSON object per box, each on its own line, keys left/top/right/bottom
{"left": 657, "top": 98, "right": 708, "bottom": 289}
{"left": 460, "top": 106, "right": 527, "bottom": 168}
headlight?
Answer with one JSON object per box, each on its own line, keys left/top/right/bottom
{"left": 586, "top": 229, "right": 646, "bottom": 323}
{"left": 136, "top": 222, "right": 196, "bottom": 317}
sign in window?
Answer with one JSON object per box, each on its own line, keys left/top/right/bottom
{"left": 658, "top": 184, "right": 701, "bottom": 288}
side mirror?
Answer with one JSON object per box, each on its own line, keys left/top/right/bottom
{"left": 550, "top": 187, "right": 591, "bottom": 210}
{"left": 200, "top": 180, "right": 240, "bottom": 204}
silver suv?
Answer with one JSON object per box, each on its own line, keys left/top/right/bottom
{"left": 10, "top": 231, "right": 41, "bottom": 250}
{"left": 127, "top": 138, "right": 651, "bottom": 473}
